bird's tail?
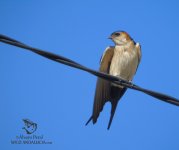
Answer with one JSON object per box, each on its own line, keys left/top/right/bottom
{"left": 85, "top": 116, "right": 92, "bottom": 126}
{"left": 107, "top": 86, "right": 127, "bottom": 129}
{"left": 107, "top": 101, "right": 118, "bottom": 130}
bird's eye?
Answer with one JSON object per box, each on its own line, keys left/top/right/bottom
{"left": 114, "top": 33, "right": 120, "bottom": 36}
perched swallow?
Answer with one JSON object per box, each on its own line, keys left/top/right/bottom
{"left": 86, "top": 31, "right": 142, "bottom": 129}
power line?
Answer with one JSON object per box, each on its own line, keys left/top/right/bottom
{"left": 0, "top": 34, "right": 179, "bottom": 106}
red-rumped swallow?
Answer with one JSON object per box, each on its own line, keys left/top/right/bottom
{"left": 86, "top": 31, "right": 142, "bottom": 129}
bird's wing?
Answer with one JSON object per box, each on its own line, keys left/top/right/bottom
{"left": 92, "top": 46, "right": 114, "bottom": 123}
{"left": 135, "top": 43, "right": 142, "bottom": 72}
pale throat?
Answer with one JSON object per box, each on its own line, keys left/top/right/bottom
{"left": 115, "top": 40, "right": 134, "bottom": 51}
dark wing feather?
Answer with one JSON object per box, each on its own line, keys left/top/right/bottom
{"left": 92, "top": 46, "right": 114, "bottom": 123}
{"left": 92, "top": 78, "right": 111, "bottom": 123}
{"left": 85, "top": 46, "right": 114, "bottom": 125}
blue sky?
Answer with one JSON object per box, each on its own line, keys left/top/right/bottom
{"left": 1, "top": 0, "right": 179, "bottom": 149}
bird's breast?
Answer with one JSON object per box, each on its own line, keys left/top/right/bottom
{"left": 109, "top": 46, "right": 138, "bottom": 81}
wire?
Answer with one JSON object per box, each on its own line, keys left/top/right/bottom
{"left": 0, "top": 34, "right": 179, "bottom": 106}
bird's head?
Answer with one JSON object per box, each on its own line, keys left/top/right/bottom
{"left": 109, "top": 31, "right": 132, "bottom": 46}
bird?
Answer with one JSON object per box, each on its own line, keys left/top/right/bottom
{"left": 86, "top": 31, "right": 142, "bottom": 129}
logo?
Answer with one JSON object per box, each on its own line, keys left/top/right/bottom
{"left": 10, "top": 119, "right": 52, "bottom": 144}
{"left": 22, "top": 119, "right": 37, "bottom": 134}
